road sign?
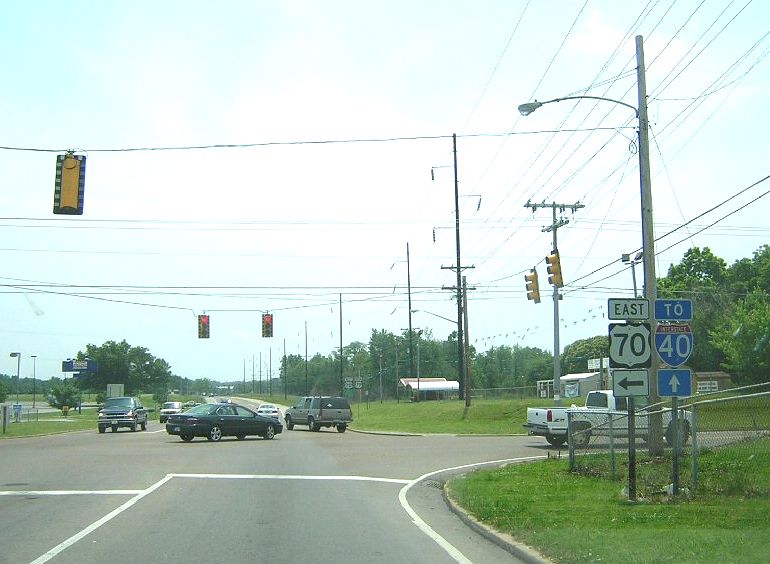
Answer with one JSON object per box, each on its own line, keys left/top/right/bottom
{"left": 655, "top": 299, "right": 692, "bottom": 321}
{"left": 608, "top": 323, "right": 652, "bottom": 368}
{"left": 658, "top": 368, "right": 692, "bottom": 397}
{"left": 61, "top": 359, "right": 98, "bottom": 373}
{"left": 587, "top": 357, "right": 609, "bottom": 371}
{"left": 608, "top": 298, "right": 649, "bottom": 321}
{"left": 655, "top": 324, "right": 694, "bottom": 367}
{"left": 354, "top": 378, "right": 363, "bottom": 389}
{"left": 612, "top": 369, "right": 650, "bottom": 397}
{"left": 344, "top": 377, "right": 354, "bottom": 389}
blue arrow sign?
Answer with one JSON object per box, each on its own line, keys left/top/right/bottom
{"left": 658, "top": 369, "right": 692, "bottom": 397}
{"left": 655, "top": 299, "right": 692, "bottom": 321}
{"left": 655, "top": 324, "right": 694, "bottom": 367}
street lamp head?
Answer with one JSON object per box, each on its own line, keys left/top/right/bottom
{"left": 518, "top": 101, "right": 543, "bottom": 116}
{"left": 10, "top": 352, "right": 20, "bottom": 358}
{"left": 634, "top": 251, "right": 643, "bottom": 261}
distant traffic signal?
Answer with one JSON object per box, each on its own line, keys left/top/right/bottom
{"left": 546, "top": 251, "right": 564, "bottom": 287}
{"left": 198, "top": 314, "right": 210, "bottom": 338}
{"left": 262, "top": 313, "right": 273, "bottom": 338}
{"left": 54, "top": 153, "right": 86, "bottom": 215}
{"left": 525, "top": 269, "right": 541, "bottom": 303}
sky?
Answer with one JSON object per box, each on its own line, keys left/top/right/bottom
{"left": 2, "top": 1, "right": 769, "bottom": 384}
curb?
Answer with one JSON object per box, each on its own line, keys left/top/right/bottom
{"left": 442, "top": 483, "right": 554, "bottom": 564}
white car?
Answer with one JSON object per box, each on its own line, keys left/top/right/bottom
{"left": 159, "top": 401, "right": 184, "bottom": 423}
{"left": 256, "top": 403, "right": 282, "bottom": 421}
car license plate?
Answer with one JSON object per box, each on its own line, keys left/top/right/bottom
{"left": 173, "top": 426, "right": 181, "bottom": 432}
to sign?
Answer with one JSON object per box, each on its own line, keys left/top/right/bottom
{"left": 658, "top": 368, "right": 692, "bottom": 397}
{"left": 608, "top": 298, "right": 649, "bottom": 321}
{"left": 655, "top": 324, "right": 693, "bottom": 367}
{"left": 612, "top": 369, "right": 650, "bottom": 397}
{"left": 608, "top": 323, "right": 652, "bottom": 368}
{"left": 655, "top": 299, "right": 692, "bottom": 321}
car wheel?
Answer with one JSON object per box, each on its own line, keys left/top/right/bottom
{"left": 285, "top": 416, "right": 294, "bottom": 430}
{"left": 307, "top": 417, "right": 317, "bottom": 432}
{"left": 140, "top": 420, "right": 147, "bottom": 431}
{"left": 98, "top": 426, "right": 105, "bottom": 434}
{"left": 208, "top": 425, "right": 223, "bottom": 442}
{"left": 111, "top": 426, "right": 117, "bottom": 432}
{"left": 545, "top": 433, "right": 565, "bottom": 448}
{"left": 131, "top": 422, "right": 137, "bottom": 432}
{"left": 180, "top": 433, "right": 194, "bottom": 442}
{"left": 664, "top": 421, "right": 690, "bottom": 446}
{"left": 337, "top": 424, "right": 347, "bottom": 433}
{"left": 235, "top": 434, "right": 246, "bottom": 440}
{"left": 263, "top": 424, "right": 276, "bottom": 440}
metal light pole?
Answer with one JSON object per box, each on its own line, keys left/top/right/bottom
{"left": 10, "top": 352, "right": 21, "bottom": 405}
{"left": 518, "top": 35, "right": 662, "bottom": 456}
{"left": 31, "top": 355, "right": 37, "bottom": 408}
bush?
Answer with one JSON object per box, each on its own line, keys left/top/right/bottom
{"left": 49, "top": 382, "right": 78, "bottom": 409}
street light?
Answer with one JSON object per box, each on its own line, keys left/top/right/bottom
{"left": 621, "top": 252, "right": 644, "bottom": 297}
{"left": 9, "top": 352, "right": 21, "bottom": 405}
{"left": 519, "top": 35, "right": 663, "bottom": 460}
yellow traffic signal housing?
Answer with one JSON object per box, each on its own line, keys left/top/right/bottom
{"left": 525, "top": 269, "right": 541, "bottom": 303}
{"left": 54, "top": 154, "right": 86, "bottom": 215}
{"left": 262, "top": 313, "right": 274, "bottom": 337}
{"left": 198, "top": 315, "right": 210, "bottom": 338}
{"left": 546, "top": 251, "right": 564, "bottom": 287}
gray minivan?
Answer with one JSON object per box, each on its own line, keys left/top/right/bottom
{"left": 285, "top": 396, "right": 352, "bottom": 433}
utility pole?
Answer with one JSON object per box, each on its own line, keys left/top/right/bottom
{"left": 525, "top": 200, "right": 584, "bottom": 406}
{"left": 462, "top": 276, "right": 474, "bottom": 407}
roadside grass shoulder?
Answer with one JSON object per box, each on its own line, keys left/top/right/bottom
{"left": 1, "top": 411, "right": 96, "bottom": 437}
{"left": 448, "top": 455, "right": 770, "bottom": 563}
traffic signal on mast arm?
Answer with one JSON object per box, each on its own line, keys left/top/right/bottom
{"left": 54, "top": 153, "right": 86, "bottom": 215}
{"left": 197, "top": 314, "right": 210, "bottom": 338}
{"left": 546, "top": 251, "right": 564, "bottom": 287}
{"left": 525, "top": 269, "right": 541, "bottom": 303}
{"left": 262, "top": 313, "right": 273, "bottom": 338}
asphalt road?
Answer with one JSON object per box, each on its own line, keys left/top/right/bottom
{"left": 0, "top": 416, "right": 550, "bottom": 564}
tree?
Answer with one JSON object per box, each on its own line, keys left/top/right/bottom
{"left": 710, "top": 291, "right": 770, "bottom": 385}
{"left": 49, "top": 381, "right": 78, "bottom": 410}
{"left": 74, "top": 340, "right": 172, "bottom": 395}
{"left": 0, "top": 379, "right": 8, "bottom": 403}
{"left": 561, "top": 336, "right": 608, "bottom": 375}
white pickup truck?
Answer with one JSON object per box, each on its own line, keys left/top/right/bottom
{"left": 523, "top": 390, "right": 690, "bottom": 448}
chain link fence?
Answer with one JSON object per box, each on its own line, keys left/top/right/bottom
{"left": 566, "top": 383, "right": 770, "bottom": 498}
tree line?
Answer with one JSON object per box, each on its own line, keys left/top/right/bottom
{"left": 2, "top": 245, "right": 766, "bottom": 403}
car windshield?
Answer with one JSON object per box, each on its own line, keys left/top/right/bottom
{"left": 105, "top": 398, "right": 132, "bottom": 408}
{"left": 162, "top": 402, "right": 181, "bottom": 409}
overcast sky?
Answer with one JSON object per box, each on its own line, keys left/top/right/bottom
{"left": 2, "top": 1, "right": 769, "bottom": 384}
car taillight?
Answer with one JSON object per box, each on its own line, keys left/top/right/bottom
{"left": 547, "top": 410, "right": 553, "bottom": 422}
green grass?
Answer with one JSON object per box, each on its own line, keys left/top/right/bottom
{"left": 449, "top": 456, "right": 770, "bottom": 563}
{"left": 350, "top": 398, "right": 535, "bottom": 434}
{"left": 1, "top": 410, "right": 97, "bottom": 437}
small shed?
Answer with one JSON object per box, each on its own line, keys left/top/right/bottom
{"left": 399, "top": 378, "right": 459, "bottom": 401}
{"left": 560, "top": 372, "right": 602, "bottom": 398}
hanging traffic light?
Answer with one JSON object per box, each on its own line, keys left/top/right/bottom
{"left": 546, "top": 251, "right": 564, "bottom": 287}
{"left": 262, "top": 313, "right": 273, "bottom": 338}
{"left": 54, "top": 153, "right": 86, "bottom": 215}
{"left": 525, "top": 269, "right": 541, "bottom": 303}
{"left": 197, "top": 314, "right": 210, "bottom": 338}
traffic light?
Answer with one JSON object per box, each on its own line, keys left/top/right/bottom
{"left": 546, "top": 251, "right": 564, "bottom": 287}
{"left": 525, "top": 269, "right": 541, "bottom": 303}
{"left": 262, "top": 313, "right": 273, "bottom": 338}
{"left": 54, "top": 153, "right": 86, "bottom": 215}
{"left": 197, "top": 314, "right": 210, "bottom": 338}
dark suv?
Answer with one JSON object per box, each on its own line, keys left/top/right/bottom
{"left": 98, "top": 396, "right": 148, "bottom": 433}
{"left": 285, "top": 396, "right": 352, "bottom": 433}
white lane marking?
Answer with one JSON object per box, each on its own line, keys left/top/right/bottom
{"left": 0, "top": 490, "right": 142, "bottom": 496}
{"left": 397, "top": 455, "right": 547, "bottom": 564}
{"left": 29, "top": 474, "right": 174, "bottom": 564}
{"left": 170, "top": 473, "right": 411, "bottom": 484}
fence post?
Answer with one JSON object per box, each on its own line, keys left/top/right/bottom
{"left": 608, "top": 411, "right": 616, "bottom": 480}
{"left": 567, "top": 410, "right": 575, "bottom": 472}
{"left": 691, "top": 403, "right": 698, "bottom": 491}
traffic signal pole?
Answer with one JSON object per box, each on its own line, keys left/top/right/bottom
{"left": 525, "top": 201, "right": 583, "bottom": 405}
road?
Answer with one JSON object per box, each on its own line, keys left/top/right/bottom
{"left": 0, "top": 417, "right": 549, "bottom": 563}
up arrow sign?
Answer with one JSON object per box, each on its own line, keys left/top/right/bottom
{"left": 612, "top": 369, "right": 649, "bottom": 397}
{"left": 658, "top": 369, "right": 692, "bottom": 398}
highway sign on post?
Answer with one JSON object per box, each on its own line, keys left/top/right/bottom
{"left": 612, "top": 369, "right": 650, "bottom": 397}
{"left": 608, "top": 323, "right": 652, "bottom": 368}
{"left": 658, "top": 368, "right": 692, "bottom": 397}
{"left": 608, "top": 298, "right": 649, "bottom": 321}
{"left": 655, "top": 324, "right": 694, "bottom": 367}
{"left": 655, "top": 299, "right": 692, "bottom": 321}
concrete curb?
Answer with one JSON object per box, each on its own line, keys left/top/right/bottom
{"left": 442, "top": 483, "right": 554, "bottom": 564}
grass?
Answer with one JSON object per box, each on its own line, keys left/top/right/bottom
{"left": 1, "top": 409, "right": 97, "bottom": 437}
{"left": 448, "top": 453, "right": 770, "bottom": 563}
